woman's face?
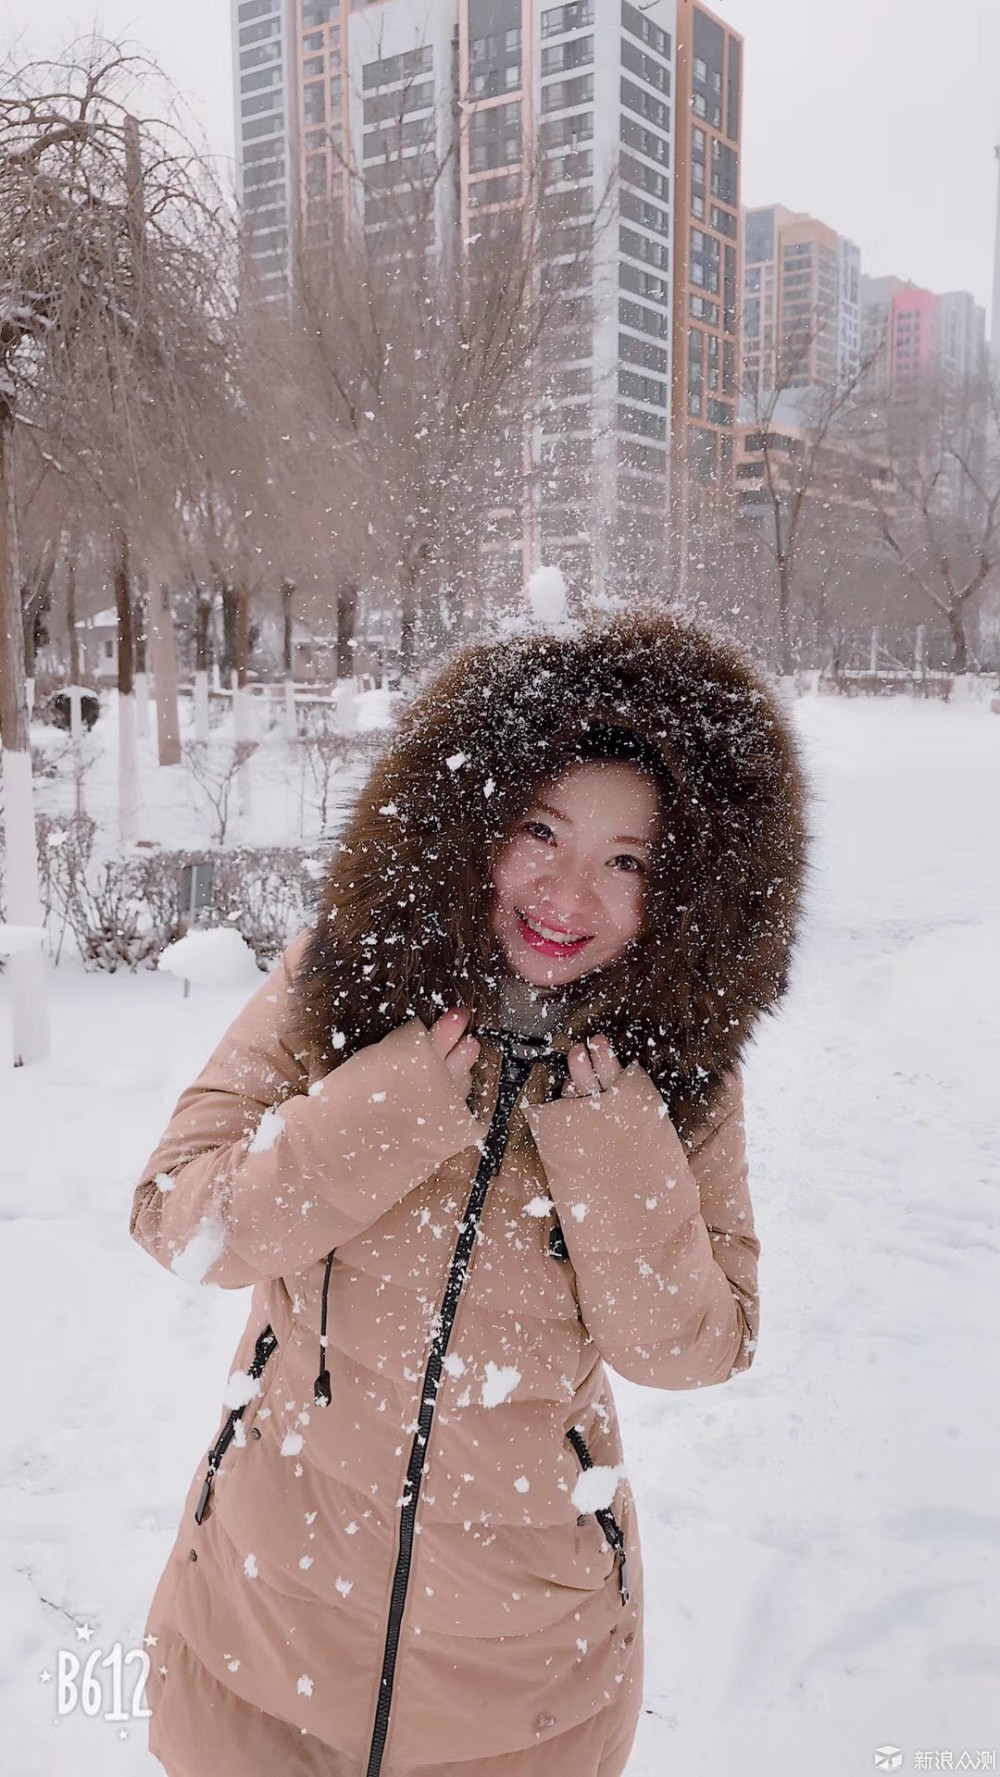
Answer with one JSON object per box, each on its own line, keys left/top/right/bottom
{"left": 489, "top": 761, "right": 661, "bottom": 988}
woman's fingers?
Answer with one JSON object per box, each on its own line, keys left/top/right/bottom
{"left": 428, "top": 1006, "right": 472, "bottom": 1062}
{"left": 586, "top": 1033, "right": 623, "bottom": 1090}
{"left": 562, "top": 1035, "right": 622, "bottom": 1096}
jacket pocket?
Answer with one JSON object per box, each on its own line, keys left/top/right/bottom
{"left": 194, "top": 1324, "right": 279, "bottom": 1526}
{"left": 565, "top": 1425, "right": 630, "bottom": 1605}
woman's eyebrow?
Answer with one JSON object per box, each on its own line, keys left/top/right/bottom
{"left": 531, "top": 799, "right": 652, "bottom": 848}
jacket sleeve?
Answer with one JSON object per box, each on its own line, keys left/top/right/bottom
{"left": 524, "top": 1063, "right": 759, "bottom": 1389}
{"left": 128, "top": 930, "right": 485, "bottom": 1289}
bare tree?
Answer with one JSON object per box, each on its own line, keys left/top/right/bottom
{"left": 739, "top": 312, "right": 887, "bottom": 673}
{"left": 1, "top": 40, "right": 235, "bottom": 839}
{"left": 872, "top": 368, "right": 1000, "bottom": 673}
{"left": 183, "top": 739, "right": 258, "bottom": 846}
{"left": 266, "top": 86, "right": 609, "bottom": 677}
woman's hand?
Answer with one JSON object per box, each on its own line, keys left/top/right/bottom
{"left": 427, "top": 1006, "right": 481, "bottom": 1100}
{"left": 560, "top": 1034, "right": 624, "bottom": 1097}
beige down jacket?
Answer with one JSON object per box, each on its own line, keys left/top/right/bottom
{"left": 130, "top": 927, "right": 760, "bottom": 1777}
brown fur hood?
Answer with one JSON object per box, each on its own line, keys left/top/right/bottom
{"left": 294, "top": 608, "right": 810, "bottom": 1139}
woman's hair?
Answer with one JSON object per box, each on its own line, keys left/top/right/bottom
{"left": 294, "top": 611, "right": 808, "bottom": 1141}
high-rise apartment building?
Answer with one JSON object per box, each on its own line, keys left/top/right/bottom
{"left": 861, "top": 277, "right": 986, "bottom": 393}
{"left": 742, "top": 205, "right": 861, "bottom": 402}
{"left": 671, "top": 0, "right": 742, "bottom": 540}
{"left": 232, "top": 0, "right": 298, "bottom": 299}
{"left": 234, "top": 0, "right": 743, "bottom": 594}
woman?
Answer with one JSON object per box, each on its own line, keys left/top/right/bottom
{"left": 130, "top": 607, "right": 808, "bottom": 1777}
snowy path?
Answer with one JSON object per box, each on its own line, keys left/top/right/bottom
{"left": 2, "top": 695, "right": 998, "bottom": 1776}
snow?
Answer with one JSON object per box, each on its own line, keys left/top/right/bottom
{"left": 247, "top": 1106, "right": 284, "bottom": 1154}
{"left": 0, "top": 923, "right": 46, "bottom": 956}
{"left": 480, "top": 1362, "right": 521, "bottom": 1408}
{"left": 157, "top": 927, "right": 262, "bottom": 991}
{"left": 571, "top": 1463, "right": 624, "bottom": 1515}
{"left": 222, "top": 1371, "right": 262, "bottom": 1411}
{"left": 1, "top": 694, "right": 998, "bottom": 1775}
{"left": 526, "top": 565, "right": 570, "bottom": 626}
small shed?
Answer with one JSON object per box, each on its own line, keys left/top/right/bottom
{"left": 75, "top": 609, "right": 119, "bottom": 682}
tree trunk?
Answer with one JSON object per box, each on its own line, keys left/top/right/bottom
{"left": 946, "top": 602, "right": 969, "bottom": 674}
{"left": 114, "top": 524, "right": 139, "bottom": 842}
{"left": 193, "top": 587, "right": 212, "bottom": 740}
{"left": 150, "top": 583, "right": 182, "bottom": 765}
{"left": 134, "top": 575, "right": 150, "bottom": 738}
{"left": 776, "top": 556, "right": 794, "bottom": 676}
{"left": 234, "top": 581, "right": 252, "bottom": 817}
{"left": 281, "top": 578, "right": 296, "bottom": 737}
{"left": 220, "top": 579, "right": 239, "bottom": 680}
{"left": 0, "top": 409, "right": 49, "bottom": 1065}
{"left": 337, "top": 580, "right": 359, "bottom": 681}
{"left": 66, "top": 554, "right": 80, "bottom": 684}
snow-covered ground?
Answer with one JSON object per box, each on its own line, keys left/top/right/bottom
{"left": 1, "top": 692, "right": 998, "bottom": 1777}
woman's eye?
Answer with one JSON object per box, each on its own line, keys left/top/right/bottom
{"left": 614, "top": 855, "right": 646, "bottom": 874}
{"left": 523, "top": 820, "right": 553, "bottom": 841}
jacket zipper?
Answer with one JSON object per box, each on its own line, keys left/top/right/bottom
{"left": 194, "top": 1324, "right": 279, "bottom": 1526}
{"left": 566, "top": 1425, "right": 630, "bottom": 1605}
{"left": 363, "top": 1030, "right": 555, "bottom": 1777}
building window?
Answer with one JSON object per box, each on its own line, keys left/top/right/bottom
{"left": 621, "top": 39, "right": 671, "bottom": 96}
{"left": 541, "top": 35, "right": 594, "bottom": 74}
{"left": 621, "top": 0, "right": 671, "bottom": 61}
{"left": 541, "top": 0, "right": 594, "bottom": 37}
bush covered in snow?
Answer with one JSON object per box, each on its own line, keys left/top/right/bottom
{"left": 29, "top": 816, "right": 328, "bottom": 972}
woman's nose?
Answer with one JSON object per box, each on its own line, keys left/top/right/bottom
{"left": 535, "top": 869, "right": 595, "bottom": 926}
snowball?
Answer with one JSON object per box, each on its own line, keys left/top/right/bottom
{"left": 442, "top": 1354, "right": 466, "bottom": 1377}
{"left": 154, "top": 1172, "right": 175, "bottom": 1194}
{"left": 446, "top": 751, "right": 467, "bottom": 772}
{"left": 170, "top": 1212, "right": 225, "bottom": 1284}
{"left": 571, "top": 1463, "right": 623, "bottom": 1514}
{"left": 157, "top": 927, "right": 261, "bottom": 990}
{"left": 297, "top": 1674, "right": 313, "bottom": 1696}
{"left": 223, "top": 1369, "right": 261, "bottom": 1409}
{"left": 524, "top": 1196, "right": 555, "bottom": 1218}
{"left": 281, "top": 1431, "right": 304, "bottom": 1457}
{"left": 481, "top": 1363, "right": 521, "bottom": 1408}
{"left": 569, "top": 1203, "right": 588, "bottom": 1222}
{"left": 335, "top": 1577, "right": 353, "bottom": 1596}
{"left": 527, "top": 565, "right": 569, "bottom": 626}
{"left": 248, "top": 1107, "right": 284, "bottom": 1154}
{"left": 243, "top": 1553, "right": 258, "bottom": 1579}
{"left": 513, "top": 1475, "right": 530, "bottom": 1494}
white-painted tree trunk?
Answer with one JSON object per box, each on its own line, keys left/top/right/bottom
{"left": 25, "top": 678, "right": 35, "bottom": 718}
{"left": 194, "top": 670, "right": 210, "bottom": 742}
{"left": 135, "top": 671, "right": 150, "bottom": 737}
{"left": 118, "top": 689, "right": 139, "bottom": 842}
{"left": 233, "top": 677, "right": 253, "bottom": 819}
{"left": 284, "top": 677, "right": 296, "bottom": 739}
{"left": 1, "top": 747, "right": 49, "bottom": 1066}
{"left": 335, "top": 680, "right": 358, "bottom": 737}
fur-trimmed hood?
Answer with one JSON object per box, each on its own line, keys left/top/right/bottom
{"left": 294, "top": 608, "right": 810, "bottom": 1139}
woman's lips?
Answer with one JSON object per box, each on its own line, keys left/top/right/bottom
{"left": 514, "top": 911, "right": 593, "bottom": 959}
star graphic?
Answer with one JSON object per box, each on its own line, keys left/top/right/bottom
{"left": 118, "top": 1728, "right": 129, "bottom": 1741}
{"left": 39, "top": 1670, "right": 53, "bottom": 1684}
{"left": 143, "top": 1634, "right": 158, "bottom": 1648}
{"left": 75, "top": 1622, "right": 95, "bottom": 1642}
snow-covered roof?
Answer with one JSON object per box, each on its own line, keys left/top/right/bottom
{"left": 74, "top": 608, "right": 117, "bottom": 630}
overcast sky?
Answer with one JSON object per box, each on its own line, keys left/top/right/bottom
{"left": 7, "top": 0, "right": 1000, "bottom": 321}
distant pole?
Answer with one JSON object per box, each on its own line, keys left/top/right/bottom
{"left": 991, "top": 145, "right": 1000, "bottom": 370}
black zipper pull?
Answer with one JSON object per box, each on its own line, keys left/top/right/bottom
{"left": 314, "top": 1250, "right": 336, "bottom": 1405}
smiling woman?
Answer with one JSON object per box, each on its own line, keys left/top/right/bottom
{"left": 129, "top": 609, "right": 807, "bottom": 1777}
{"left": 489, "top": 727, "right": 670, "bottom": 991}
